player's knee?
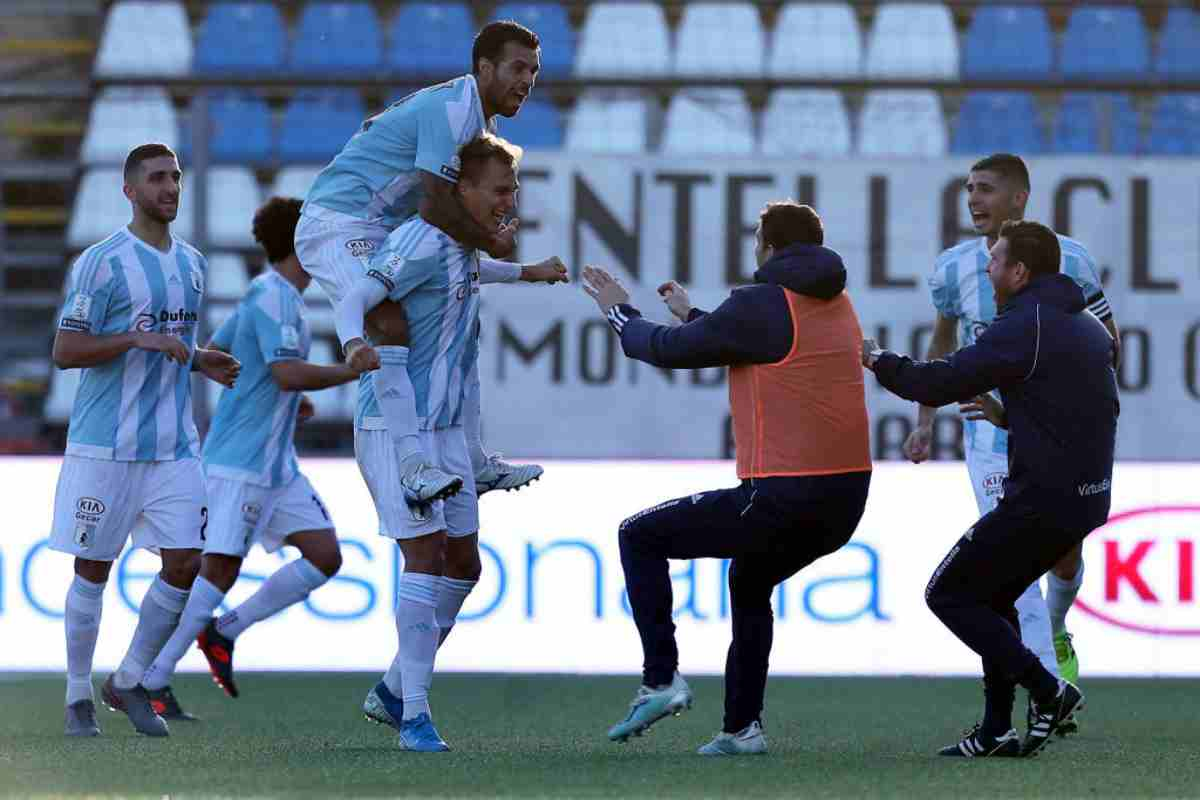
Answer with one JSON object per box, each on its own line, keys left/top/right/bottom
{"left": 74, "top": 557, "right": 113, "bottom": 584}
{"left": 309, "top": 543, "right": 343, "bottom": 578}
{"left": 162, "top": 549, "right": 202, "bottom": 588}
{"left": 201, "top": 554, "right": 242, "bottom": 591}
{"left": 445, "top": 549, "right": 481, "bottom": 581}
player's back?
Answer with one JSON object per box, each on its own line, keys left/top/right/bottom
{"left": 60, "top": 228, "right": 206, "bottom": 461}
{"left": 203, "top": 271, "right": 310, "bottom": 487}
{"left": 303, "top": 75, "right": 493, "bottom": 231}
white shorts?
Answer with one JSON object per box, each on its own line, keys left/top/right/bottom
{"left": 293, "top": 205, "right": 389, "bottom": 305}
{"left": 354, "top": 426, "right": 479, "bottom": 540}
{"left": 204, "top": 473, "right": 334, "bottom": 558}
{"left": 49, "top": 456, "right": 206, "bottom": 561}
{"left": 965, "top": 449, "right": 1009, "bottom": 515}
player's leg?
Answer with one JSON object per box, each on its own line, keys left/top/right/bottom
{"left": 464, "top": 361, "right": 542, "bottom": 495}
{"left": 1046, "top": 543, "right": 1083, "bottom": 683}
{"left": 64, "top": 558, "right": 111, "bottom": 736}
{"left": 434, "top": 425, "right": 481, "bottom": 649}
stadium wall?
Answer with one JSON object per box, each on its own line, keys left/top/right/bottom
{"left": 4, "top": 458, "right": 1198, "bottom": 676}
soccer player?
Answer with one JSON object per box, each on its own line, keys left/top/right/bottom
{"left": 138, "top": 197, "right": 369, "bottom": 699}
{"left": 335, "top": 134, "right": 560, "bottom": 752}
{"left": 50, "top": 143, "right": 240, "bottom": 737}
{"left": 295, "top": 20, "right": 555, "bottom": 507}
{"left": 865, "top": 219, "right": 1117, "bottom": 757}
{"left": 583, "top": 203, "right": 872, "bottom": 755}
{"left": 907, "top": 154, "right": 1118, "bottom": 722}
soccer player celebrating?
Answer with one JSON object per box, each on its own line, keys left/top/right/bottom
{"left": 295, "top": 20, "right": 557, "bottom": 507}
{"left": 335, "top": 134, "right": 562, "bottom": 752}
{"left": 583, "top": 203, "right": 872, "bottom": 755}
{"left": 138, "top": 197, "right": 370, "bottom": 699}
{"left": 908, "top": 154, "right": 1118, "bottom": 727}
{"left": 865, "top": 220, "right": 1118, "bottom": 757}
{"left": 50, "top": 143, "right": 239, "bottom": 737}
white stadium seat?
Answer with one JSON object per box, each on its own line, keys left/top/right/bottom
{"left": 94, "top": 1, "right": 192, "bottom": 77}
{"left": 67, "top": 169, "right": 132, "bottom": 249}
{"left": 760, "top": 90, "right": 852, "bottom": 156}
{"left": 44, "top": 368, "right": 81, "bottom": 423}
{"left": 271, "top": 167, "right": 322, "bottom": 202}
{"left": 306, "top": 339, "right": 348, "bottom": 419}
{"left": 207, "top": 254, "right": 249, "bottom": 301}
{"left": 207, "top": 167, "right": 261, "bottom": 248}
{"left": 858, "top": 90, "right": 948, "bottom": 156}
{"left": 865, "top": 2, "right": 959, "bottom": 78}
{"left": 769, "top": 3, "right": 863, "bottom": 77}
{"left": 565, "top": 91, "right": 651, "bottom": 154}
{"left": 675, "top": 2, "right": 765, "bottom": 77}
{"left": 575, "top": 2, "right": 670, "bottom": 76}
{"left": 661, "top": 89, "right": 755, "bottom": 156}
{"left": 81, "top": 88, "right": 180, "bottom": 166}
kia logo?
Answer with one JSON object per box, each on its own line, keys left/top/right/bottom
{"left": 1075, "top": 505, "right": 1200, "bottom": 636}
{"left": 76, "top": 497, "right": 106, "bottom": 515}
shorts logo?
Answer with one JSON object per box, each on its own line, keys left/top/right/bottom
{"left": 74, "top": 523, "right": 94, "bottom": 550}
{"left": 241, "top": 502, "right": 262, "bottom": 525}
{"left": 983, "top": 472, "right": 1005, "bottom": 497}
{"left": 75, "top": 496, "right": 106, "bottom": 524}
{"left": 345, "top": 239, "right": 376, "bottom": 260}
{"left": 690, "top": 493, "right": 704, "bottom": 504}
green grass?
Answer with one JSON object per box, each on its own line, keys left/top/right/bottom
{"left": 0, "top": 674, "right": 1197, "bottom": 799}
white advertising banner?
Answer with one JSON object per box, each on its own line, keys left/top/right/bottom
{"left": 2, "top": 457, "right": 1198, "bottom": 676}
{"left": 471, "top": 155, "right": 1200, "bottom": 459}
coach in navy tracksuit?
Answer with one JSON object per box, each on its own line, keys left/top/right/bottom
{"left": 864, "top": 220, "right": 1118, "bottom": 758}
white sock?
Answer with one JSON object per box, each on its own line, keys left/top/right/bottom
{"left": 462, "top": 363, "right": 488, "bottom": 474}
{"left": 142, "top": 576, "right": 226, "bottom": 691}
{"left": 1015, "top": 579, "right": 1060, "bottom": 678}
{"left": 64, "top": 576, "right": 105, "bottom": 705}
{"left": 1046, "top": 562, "right": 1084, "bottom": 636}
{"left": 375, "top": 345, "right": 424, "bottom": 470}
{"left": 436, "top": 576, "right": 477, "bottom": 648}
{"left": 114, "top": 576, "right": 189, "bottom": 689}
{"left": 215, "top": 558, "right": 328, "bottom": 640}
{"left": 384, "top": 572, "right": 439, "bottom": 720}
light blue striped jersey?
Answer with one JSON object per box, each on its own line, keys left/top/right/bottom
{"left": 303, "top": 74, "right": 496, "bottom": 229}
{"left": 202, "top": 271, "right": 310, "bottom": 488}
{"left": 355, "top": 218, "right": 480, "bottom": 431}
{"left": 57, "top": 227, "right": 206, "bottom": 461}
{"left": 929, "top": 233, "right": 1109, "bottom": 455}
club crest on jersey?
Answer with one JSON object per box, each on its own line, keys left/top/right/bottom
{"left": 345, "top": 239, "right": 376, "bottom": 260}
{"left": 191, "top": 267, "right": 205, "bottom": 294}
{"left": 280, "top": 325, "right": 300, "bottom": 352}
{"left": 241, "top": 502, "right": 262, "bottom": 525}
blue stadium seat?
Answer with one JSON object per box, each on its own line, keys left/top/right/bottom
{"left": 389, "top": 3, "right": 474, "bottom": 76}
{"left": 1145, "top": 94, "right": 1200, "bottom": 155}
{"left": 291, "top": 2, "right": 383, "bottom": 75}
{"left": 495, "top": 99, "right": 563, "bottom": 150}
{"left": 179, "top": 92, "right": 273, "bottom": 166}
{"left": 1060, "top": 7, "right": 1150, "bottom": 80}
{"left": 1052, "top": 93, "right": 1139, "bottom": 155}
{"left": 1155, "top": 7, "right": 1200, "bottom": 79}
{"left": 279, "top": 90, "right": 367, "bottom": 164}
{"left": 951, "top": 92, "right": 1044, "bottom": 155}
{"left": 194, "top": 3, "right": 286, "bottom": 75}
{"left": 962, "top": 6, "right": 1052, "bottom": 80}
{"left": 493, "top": 3, "right": 575, "bottom": 79}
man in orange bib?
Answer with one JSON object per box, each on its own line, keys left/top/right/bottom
{"left": 583, "top": 202, "right": 872, "bottom": 755}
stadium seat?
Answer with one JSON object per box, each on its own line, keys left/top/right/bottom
{"left": 661, "top": 89, "right": 755, "bottom": 156}
{"left": 760, "top": 90, "right": 851, "bottom": 156}
{"left": 67, "top": 169, "right": 131, "bottom": 248}
{"left": 194, "top": 2, "right": 287, "bottom": 75}
{"left": 389, "top": 2, "right": 474, "bottom": 76}
{"left": 865, "top": 3, "right": 958, "bottom": 79}
{"left": 94, "top": 1, "right": 191, "bottom": 77}
{"left": 279, "top": 90, "right": 366, "bottom": 164}
{"left": 496, "top": 100, "right": 564, "bottom": 150}
{"left": 207, "top": 168, "right": 262, "bottom": 248}
{"left": 565, "top": 91, "right": 650, "bottom": 153}
{"left": 575, "top": 2, "right": 670, "bottom": 76}
{"left": 307, "top": 340, "right": 349, "bottom": 418}
{"left": 493, "top": 3, "right": 575, "bottom": 79}
{"left": 207, "top": 254, "right": 250, "bottom": 301}
{"left": 1060, "top": 7, "right": 1150, "bottom": 80}
{"left": 1155, "top": 7, "right": 1200, "bottom": 79}
{"left": 179, "top": 92, "right": 273, "bottom": 167}
{"left": 858, "top": 91, "right": 947, "bottom": 156}
{"left": 962, "top": 6, "right": 1053, "bottom": 80}
{"left": 675, "top": 3, "right": 765, "bottom": 77}
{"left": 291, "top": 2, "right": 383, "bottom": 74}
{"left": 769, "top": 3, "right": 862, "bottom": 78}
{"left": 44, "top": 367, "right": 81, "bottom": 423}
{"left": 81, "top": 88, "right": 180, "bottom": 166}
{"left": 1145, "top": 94, "right": 1200, "bottom": 156}
{"left": 272, "top": 167, "right": 323, "bottom": 201}
{"left": 1051, "top": 93, "right": 1139, "bottom": 155}
{"left": 951, "top": 92, "right": 1044, "bottom": 155}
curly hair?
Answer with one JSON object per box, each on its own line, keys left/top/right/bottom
{"left": 252, "top": 196, "right": 303, "bottom": 264}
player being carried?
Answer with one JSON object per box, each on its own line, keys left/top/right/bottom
{"left": 295, "top": 19, "right": 565, "bottom": 511}
{"left": 138, "top": 197, "right": 370, "bottom": 699}
{"left": 335, "top": 134, "right": 560, "bottom": 752}
{"left": 908, "top": 153, "right": 1120, "bottom": 752}
{"left": 50, "top": 143, "right": 240, "bottom": 738}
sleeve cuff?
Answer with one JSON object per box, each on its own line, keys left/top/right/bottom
{"left": 686, "top": 308, "right": 706, "bottom": 323}
{"left": 1085, "top": 292, "right": 1112, "bottom": 322}
{"left": 605, "top": 303, "right": 641, "bottom": 334}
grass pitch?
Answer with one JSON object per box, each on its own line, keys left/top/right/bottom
{"left": 1, "top": 673, "right": 1196, "bottom": 798}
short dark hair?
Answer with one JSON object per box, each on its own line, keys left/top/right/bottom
{"left": 970, "top": 153, "right": 1031, "bottom": 192}
{"left": 252, "top": 196, "right": 303, "bottom": 264}
{"left": 759, "top": 201, "right": 824, "bottom": 249}
{"left": 999, "top": 219, "right": 1060, "bottom": 277}
{"left": 472, "top": 20, "right": 539, "bottom": 74}
{"left": 458, "top": 133, "right": 522, "bottom": 184}
{"left": 124, "top": 143, "right": 177, "bottom": 180}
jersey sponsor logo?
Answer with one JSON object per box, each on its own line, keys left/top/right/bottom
{"left": 134, "top": 308, "right": 199, "bottom": 338}
{"left": 440, "top": 165, "right": 461, "bottom": 181}
{"left": 345, "top": 239, "right": 376, "bottom": 260}
{"left": 75, "top": 496, "right": 106, "bottom": 524}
